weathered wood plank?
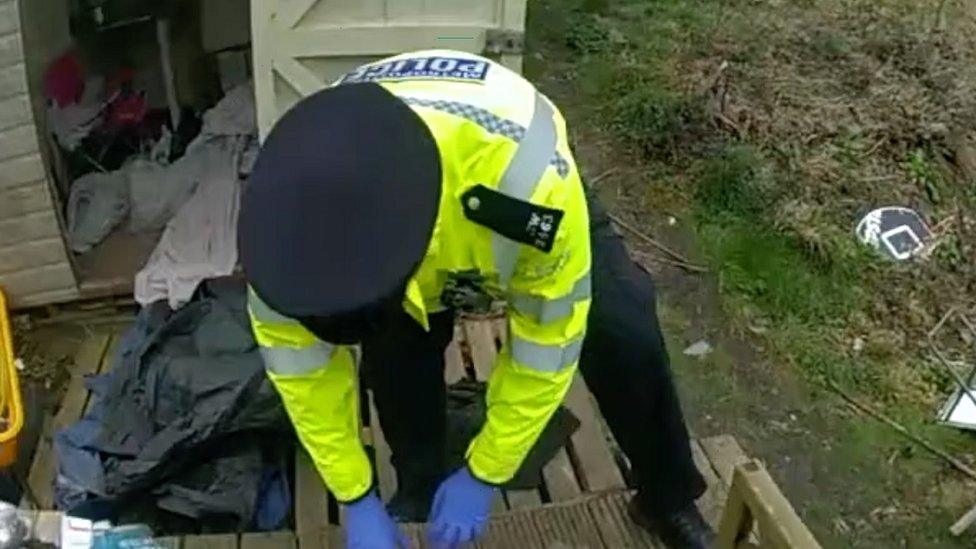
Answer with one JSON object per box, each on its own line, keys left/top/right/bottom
{"left": 541, "top": 447, "right": 582, "bottom": 502}
{"left": 562, "top": 376, "right": 626, "bottom": 492}
{"left": 251, "top": 0, "right": 275, "bottom": 138}
{"left": 0, "top": 180, "right": 53, "bottom": 218}
{"left": 474, "top": 493, "right": 612, "bottom": 548}
{"left": 11, "top": 286, "right": 79, "bottom": 310}
{"left": 718, "top": 461, "right": 822, "bottom": 549}
{"left": 367, "top": 391, "right": 397, "bottom": 501}
{"left": 84, "top": 334, "right": 123, "bottom": 414}
{"left": 0, "top": 94, "right": 34, "bottom": 132}
{"left": 27, "top": 333, "right": 110, "bottom": 509}
{"left": 0, "top": 62, "right": 27, "bottom": 100}
{"left": 277, "top": 0, "right": 319, "bottom": 29}
{"left": 0, "top": 31, "right": 23, "bottom": 68}
{"left": 21, "top": 414, "right": 52, "bottom": 509}
{"left": 586, "top": 491, "right": 662, "bottom": 549}
{"left": 295, "top": 449, "right": 331, "bottom": 538}
{"left": 0, "top": 263, "right": 77, "bottom": 307}
{"left": 0, "top": 153, "right": 47, "bottom": 188}
{"left": 0, "top": 209, "right": 61, "bottom": 247}
{"left": 240, "top": 531, "right": 297, "bottom": 549}
{"left": 273, "top": 57, "right": 325, "bottom": 97}
{"left": 154, "top": 536, "right": 182, "bottom": 548}
{"left": 690, "top": 439, "right": 726, "bottom": 528}
{"left": 296, "top": 529, "right": 330, "bottom": 549}
{"left": 0, "top": 1, "right": 19, "bottom": 37}
{"left": 504, "top": 488, "right": 542, "bottom": 510}
{"left": 0, "top": 123, "right": 39, "bottom": 160}
{"left": 183, "top": 534, "right": 238, "bottom": 549}
{"left": 278, "top": 26, "right": 489, "bottom": 58}
{"left": 462, "top": 318, "right": 532, "bottom": 512}
{"left": 700, "top": 435, "right": 751, "bottom": 489}
{"left": 0, "top": 237, "right": 67, "bottom": 274}
{"left": 54, "top": 331, "right": 110, "bottom": 428}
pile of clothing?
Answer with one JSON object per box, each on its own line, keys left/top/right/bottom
{"left": 54, "top": 279, "right": 292, "bottom": 533}
{"left": 65, "top": 83, "right": 257, "bottom": 310}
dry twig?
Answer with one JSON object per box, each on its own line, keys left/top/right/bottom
{"left": 589, "top": 167, "right": 620, "bottom": 187}
{"left": 825, "top": 380, "right": 976, "bottom": 482}
{"left": 608, "top": 213, "right": 708, "bottom": 273}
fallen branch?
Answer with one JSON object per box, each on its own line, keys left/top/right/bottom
{"left": 589, "top": 167, "right": 620, "bottom": 187}
{"left": 608, "top": 213, "right": 708, "bottom": 273}
{"left": 825, "top": 380, "right": 976, "bottom": 482}
{"left": 951, "top": 504, "right": 976, "bottom": 536}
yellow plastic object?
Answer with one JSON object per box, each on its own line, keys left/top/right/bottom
{"left": 0, "top": 288, "right": 24, "bottom": 467}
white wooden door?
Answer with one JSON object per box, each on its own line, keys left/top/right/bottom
{"left": 250, "top": 0, "right": 527, "bottom": 138}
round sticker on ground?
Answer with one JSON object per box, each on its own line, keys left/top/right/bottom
{"left": 855, "top": 207, "right": 931, "bottom": 260}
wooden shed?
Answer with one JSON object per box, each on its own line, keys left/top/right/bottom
{"left": 0, "top": 0, "right": 78, "bottom": 308}
{"left": 0, "top": 0, "right": 527, "bottom": 310}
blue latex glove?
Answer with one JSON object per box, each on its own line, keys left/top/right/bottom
{"left": 427, "top": 467, "right": 495, "bottom": 548}
{"left": 346, "top": 493, "right": 409, "bottom": 549}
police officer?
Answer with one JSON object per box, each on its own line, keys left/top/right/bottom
{"left": 239, "top": 50, "right": 713, "bottom": 549}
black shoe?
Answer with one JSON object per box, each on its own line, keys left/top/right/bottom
{"left": 628, "top": 499, "right": 716, "bottom": 549}
{"left": 386, "top": 485, "right": 437, "bottom": 523}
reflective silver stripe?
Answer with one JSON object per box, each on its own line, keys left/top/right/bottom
{"left": 493, "top": 94, "right": 558, "bottom": 286}
{"left": 260, "top": 341, "right": 336, "bottom": 376}
{"left": 395, "top": 96, "right": 570, "bottom": 177}
{"left": 510, "top": 336, "right": 584, "bottom": 373}
{"left": 248, "top": 288, "right": 297, "bottom": 324}
{"left": 509, "top": 272, "right": 592, "bottom": 324}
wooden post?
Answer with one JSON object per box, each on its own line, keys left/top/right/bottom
{"left": 717, "top": 461, "right": 821, "bottom": 549}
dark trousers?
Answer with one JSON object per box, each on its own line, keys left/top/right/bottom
{"left": 363, "top": 194, "right": 706, "bottom": 515}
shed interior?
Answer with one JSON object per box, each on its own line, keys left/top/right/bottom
{"left": 24, "top": 0, "right": 253, "bottom": 301}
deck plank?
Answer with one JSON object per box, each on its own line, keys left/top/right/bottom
{"left": 541, "top": 447, "right": 582, "bottom": 502}
{"left": 154, "top": 536, "right": 182, "bottom": 548}
{"left": 699, "top": 435, "right": 751, "bottom": 488}
{"left": 183, "top": 534, "right": 238, "bottom": 549}
{"left": 54, "top": 333, "right": 111, "bottom": 430}
{"left": 26, "top": 332, "right": 111, "bottom": 509}
{"left": 690, "top": 439, "right": 726, "bottom": 527}
{"left": 295, "top": 450, "right": 331, "bottom": 538}
{"left": 504, "top": 488, "right": 543, "bottom": 510}
{"left": 462, "top": 318, "right": 536, "bottom": 512}
{"left": 296, "top": 529, "right": 330, "bottom": 549}
{"left": 471, "top": 493, "right": 624, "bottom": 548}
{"left": 84, "top": 332, "right": 123, "bottom": 413}
{"left": 240, "top": 531, "right": 297, "bottom": 549}
{"left": 367, "top": 391, "right": 397, "bottom": 502}
{"left": 562, "top": 376, "right": 626, "bottom": 492}
{"left": 586, "top": 491, "right": 662, "bottom": 548}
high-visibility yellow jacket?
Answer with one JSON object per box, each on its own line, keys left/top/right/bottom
{"left": 247, "top": 50, "right": 591, "bottom": 503}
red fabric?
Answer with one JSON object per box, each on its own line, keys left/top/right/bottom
{"left": 107, "top": 92, "right": 148, "bottom": 129}
{"left": 44, "top": 51, "right": 85, "bottom": 108}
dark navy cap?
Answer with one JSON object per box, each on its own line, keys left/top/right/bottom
{"left": 239, "top": 83, "right": 442, "bottom": 318}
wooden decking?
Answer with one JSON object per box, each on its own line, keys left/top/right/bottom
{"left": 21, "top": 317, "right": 753, "bottom": 548}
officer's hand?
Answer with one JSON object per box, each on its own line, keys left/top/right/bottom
{"left": 345, "top": 493, "right": 409, "bottom": 549}
{"left": 426, "top": 467, "right": 495, "bottom": 548}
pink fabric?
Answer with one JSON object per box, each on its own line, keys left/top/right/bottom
{"left": 44, "top": 52, "right": 85, "bottom": 108}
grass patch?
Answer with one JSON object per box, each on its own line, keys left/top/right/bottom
{"left": 693, "top": 147, "right": 865, "bottom": 328}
